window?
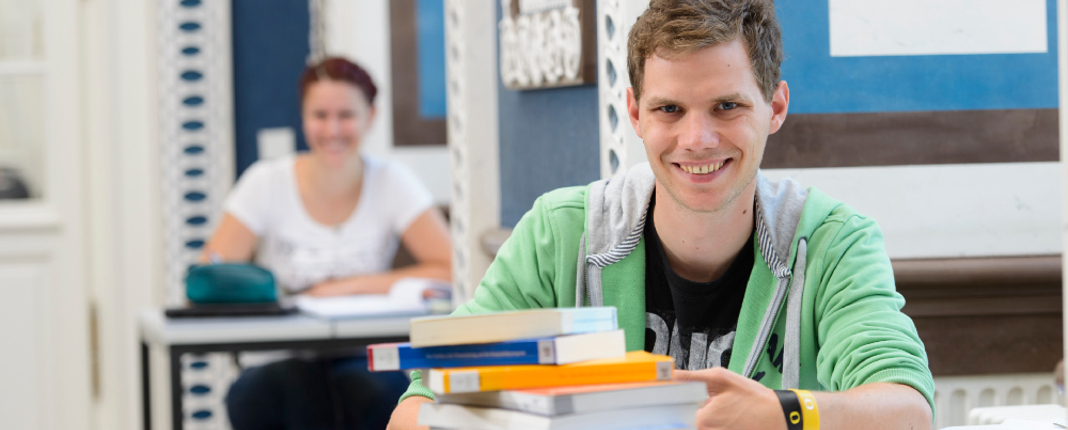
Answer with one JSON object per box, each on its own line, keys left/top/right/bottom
{"left": 0, "top": 0, "right": 45, "bottom": 200}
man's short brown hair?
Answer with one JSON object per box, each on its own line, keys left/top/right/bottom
{"left": 627, "top": 0, "right": 783, "bottom": 103}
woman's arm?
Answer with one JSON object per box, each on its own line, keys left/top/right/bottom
{"left": 305, "top": 207, "right": 452, "bottom": 296}
{"left": 199, "top": 213, "right": 259, "bottom": 263}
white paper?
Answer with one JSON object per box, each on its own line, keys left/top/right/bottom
{"left": 829, "top": 0, "right": 1047, "bottom": 57}
{"left": 294, "top": 277, "right": 449, "bottom": 319}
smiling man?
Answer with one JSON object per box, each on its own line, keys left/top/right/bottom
{"left": 388, "top": 1, "right": 934, "bottom": 429}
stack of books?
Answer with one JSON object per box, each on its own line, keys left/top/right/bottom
{"left": 367, "top": 307, "right": 708, "bottom": 430}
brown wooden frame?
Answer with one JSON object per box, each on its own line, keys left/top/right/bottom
{"left": 389, "top": 0, "right": 447, "bottom": 147}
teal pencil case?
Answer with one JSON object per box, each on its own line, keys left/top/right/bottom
{"left": 185, "top": 263, "right": 277, "bottom": 304}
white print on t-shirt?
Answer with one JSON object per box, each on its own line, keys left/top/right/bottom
{"left": 646, "top": 312, "right": 735, "bottom": 371}
{"left": 267, "top": 232, "right": 392, "bottom": 292}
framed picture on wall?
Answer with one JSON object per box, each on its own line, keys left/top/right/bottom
{"left": 498, "top": 0, "right": 597, "bottom": 90}
{"left": 390, "top": 0, "right": 447, "bottom": 147}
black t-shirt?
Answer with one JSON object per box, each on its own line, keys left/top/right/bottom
{"left": 643, "top": 199, "right": 754, "bottom": 371}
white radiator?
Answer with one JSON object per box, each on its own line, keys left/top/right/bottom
{"left": 934, "top": 373, "right": 1063, "bottom": 428}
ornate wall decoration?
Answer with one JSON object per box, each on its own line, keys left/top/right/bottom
{"left": 499, "top": 0, "right": 596, "bottom": 90}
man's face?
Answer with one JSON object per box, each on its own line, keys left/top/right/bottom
{"left": 627, "top": 39, "right": 789, "bottom": 214}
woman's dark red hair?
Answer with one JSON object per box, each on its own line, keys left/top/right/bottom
{"left": 298, "top": 57, "right": 378, "bottom": 105}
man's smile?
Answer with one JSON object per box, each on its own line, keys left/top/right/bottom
{"left": 677, "top": 160, "right": 727, "bottom": 175}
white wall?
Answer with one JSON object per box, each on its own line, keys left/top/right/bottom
{"left": 81, "top": 0, "right": 165, "bottom": 429}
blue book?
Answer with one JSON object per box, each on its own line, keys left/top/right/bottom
{"left": 368, "top": 330, "right": 625, "bottom": 371}
{"left": 407, "top": 306, "right": 619, "bottom": 348}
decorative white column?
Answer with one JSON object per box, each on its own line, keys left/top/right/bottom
{"left": 445, "top": 0, "right": 501, "bottom": 304}
{"left": 597, "top": 0, "right": 648, "bottom": 178}
{"left": 157, "top": 0, "right": 236, "bottom": 306}
{"left": 155, "top": 2, "right": 237, "bottom": 428}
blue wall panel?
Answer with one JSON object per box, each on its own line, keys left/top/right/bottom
{"left": 778, "top": 0, "right": 1058, "bottom": 114}
{"left": 231, "top": 0, "right": 310, "bottom": 176}
{"left": 417, "top": 0, "right": 448, "bottom": 118}
{"left": 498, "top": 85, "right": 602, "bottom": 227}
{"left": 496, "top": 4, "right": 601, "bottom": 228}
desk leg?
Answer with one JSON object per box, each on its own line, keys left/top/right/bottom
{"left": 170, "top": 346, "right": 183, "bottom": 430}
{"left": 142, "top": 342, "right": 152, "bottom": 430}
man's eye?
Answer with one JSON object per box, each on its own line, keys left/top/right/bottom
{"left": 660, "top": 105, "right": 680, "bottom": 113}
{"left": 719, "top": 102, "right": 738, "bottom": 110}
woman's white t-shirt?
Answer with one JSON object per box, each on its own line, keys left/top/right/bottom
{"left": 224, "top": 154, "right": 434, "bottom": 293}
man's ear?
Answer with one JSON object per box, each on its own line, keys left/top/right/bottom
{"left": 767, "top": 80, "right": 789, "bottom": 135}
{"left": 626, "top": 87, "right": 643, "bottom": 139}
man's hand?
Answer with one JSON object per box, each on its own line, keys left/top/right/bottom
{"left": 387, "top": 396, "right": 433, "bottom": 430}
{"left": 675, "top": 367, "right": 787, "bottom": 430}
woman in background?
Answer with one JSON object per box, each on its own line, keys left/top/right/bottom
{"left": 202, "top": 57, "right": 451, "bottom": 430}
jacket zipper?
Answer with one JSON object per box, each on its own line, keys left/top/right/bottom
{"left": 747, "top": 275, "right": 791, "bottom": 379}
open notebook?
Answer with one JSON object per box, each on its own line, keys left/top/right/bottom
{"left": 293, "top": 277, "right": 451, "bottom": 319}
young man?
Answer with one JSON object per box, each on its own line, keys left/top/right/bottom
{"left": 389, "top": 0, "right": 934, "bottom": 428}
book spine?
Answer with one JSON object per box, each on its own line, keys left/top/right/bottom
{"left": 430, "top": 358, "right": 673, "bottom": 394}
{"left": 369, "top": 340, "right": 555, "bottom": 371}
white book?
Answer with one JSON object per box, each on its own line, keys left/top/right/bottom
{"left": 409, "top": 307, "right": 617, "bottom": 347}
{"left": 418, "top": 401, "right": 699, "bottom": 430}
{"left": 435, "top": 381, "right": 708, "bottom": 416}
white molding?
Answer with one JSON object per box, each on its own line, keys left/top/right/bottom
{"left": 0, "top": 60, "right": 46, "bottom": 74}
{"left": 0, "top": 203, "right": 60, "bottom": 231}
{"left": 597, "top": 0, "right": 647, "bottom": 178}
{"left": 445, "top": 0, "right": 501, "bottom": 303}
{"left": 35, "top": 0, "right": 92, "bottom": 428}
{"left": 81, "top": 0, "right": 167, "bottom": 429}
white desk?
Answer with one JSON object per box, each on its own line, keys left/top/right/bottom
{"left": 139, "top": 309, "right": 417, "bottom": 430}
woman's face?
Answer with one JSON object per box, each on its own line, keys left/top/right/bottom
{"left": 301, "top": 79, "right": 375, "bottom": 168}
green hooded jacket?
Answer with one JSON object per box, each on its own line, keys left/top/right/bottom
{"left": 400, "top": 163, "right": 934, "bottom": 412}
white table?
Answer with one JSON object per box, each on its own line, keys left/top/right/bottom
{"left": 139, "top": 309, "right": 419, "bottom": 430}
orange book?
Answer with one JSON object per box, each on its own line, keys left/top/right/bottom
{"left": 426, "top": 351, "right": 674, "bottom": 394}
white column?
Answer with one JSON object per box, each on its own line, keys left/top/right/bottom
{"left": 156, "top": 0, "right": 236, "bottom": 306}
{"left": 445, "top": 0, "right": 500, "bottom": 303}
{"left": 598, "top": 0, "right": 649, "bottom": 178}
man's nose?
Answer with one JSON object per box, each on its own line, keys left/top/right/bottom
{"left": 677, "top": 113, "right": 719, "bottom": 150}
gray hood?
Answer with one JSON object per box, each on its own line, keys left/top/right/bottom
{"left": 577, "top": 161, "right": 810, "bottom": 389}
